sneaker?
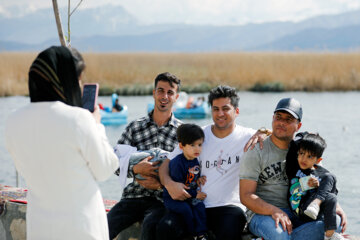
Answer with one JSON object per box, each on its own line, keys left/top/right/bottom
{"left": 196, "top": 234, "right": 208, "bottom": 240}
{"left": 325, "top": 232, "right": 345, "bottom": 240}
{"left": 304, "top": 202, "right": 320, "bottom": 220}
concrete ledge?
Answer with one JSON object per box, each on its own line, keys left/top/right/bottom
{"left": 0, "top": 201, "right": 26, "bottom": 240}
{"left": 1, "top": 201, "right": 359, "bottom": 240}
{"left": 115, "top": 222, "right": 141, "bottom": 240}
{"left": 113, "top": 223, "right": 267, "bottom": 240}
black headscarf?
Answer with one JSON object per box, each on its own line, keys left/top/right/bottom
{"left": 28, "top": 46, "right": 82, "bottom": 107}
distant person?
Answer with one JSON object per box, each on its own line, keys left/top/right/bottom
{"left": 286, "top": 132, "right": 345, "bottom": 240}
{"left": 5, "top": 46, "right": 119, "bottom": 240}
{"left": 186, "top": 96, "right": 195, "bottom": 109}
{"left": 190, "top": 96, "right": 205, "bottom": 108}
{"left": 193, "top": 96, "right": 205, "bottom": 108}
{"left": 163, "top": 123, "right": 208, "bottom": 240}
{"left": 112, "top": 98, "right": 123, "bottom": 112}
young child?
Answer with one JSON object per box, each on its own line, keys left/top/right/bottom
{"left": 286, "top": 132, "right": 344, "bottom": 240}
{"left": 163, "top": 123, "right": 208, "bottom": 240}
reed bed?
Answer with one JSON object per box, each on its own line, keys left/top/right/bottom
{"left": 1, "top": 52, "right": 360, "bottom": 96}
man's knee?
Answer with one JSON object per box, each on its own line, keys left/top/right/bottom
{"left": 156, "top": 213, "right": 186, "bottom": 240}
{"left": 249, "top": 215, "right": 290, "bottom": 240}
{"left": 141, "top": 207, "right": 165, "bottom": 240}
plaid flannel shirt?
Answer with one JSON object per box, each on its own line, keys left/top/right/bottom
{"left": 118, "top": 111, "right": 182, "bottom": 201}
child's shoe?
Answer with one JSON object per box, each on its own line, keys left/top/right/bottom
{"left": 195, "top": 234, "right": 208, "bottom": 240}
{"left": 304, "top": 201, "right": 320, "bottom": 220}
{"left": 324, "top": 232, "right": 345, "bottom": 240}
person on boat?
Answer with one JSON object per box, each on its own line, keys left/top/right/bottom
{"left": 285, "top": 132, "right": 345, "bottom": 240}
{"left": 5, "top": 46, "right": 119, "bottom": 240}
{"left": 157, "top": 85, "right": 270, "bottom": 240}
{"left": 192, "top": 96, "right": 205, "bottom": 108}
{"left": 186, "top": 96, "right": 195, "bottom": 109}
{"left": 107, "top": 72, "right": 182, "bottom": 240}
{"left": 112, "top": 98, "right": 123, "bottom": 112}
{"left": 239, "top": 98, "right": 347, "bottom": 240}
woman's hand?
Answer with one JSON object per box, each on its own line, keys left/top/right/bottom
{"left": 92, "top": 106, "right": 101, "bottom": 123}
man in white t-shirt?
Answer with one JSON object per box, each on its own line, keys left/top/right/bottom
{"left": 157, "top": 85, "right": 268, "bottom": 240}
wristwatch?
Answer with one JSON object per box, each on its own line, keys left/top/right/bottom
{"left": 258, "top": 127, "right": 272, "bottom": 136}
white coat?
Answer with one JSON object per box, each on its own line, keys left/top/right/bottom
{"left": 5, "top": 101, "right": 119, "bottom": 240}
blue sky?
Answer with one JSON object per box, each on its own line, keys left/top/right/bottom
{"left": 1, "top": 0, "right": 359, "bottom": 25}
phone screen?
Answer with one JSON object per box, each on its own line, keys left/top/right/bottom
{"left": 82, "top": 84, "right": 98, "bottom": 112}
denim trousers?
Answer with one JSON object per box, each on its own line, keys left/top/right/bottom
{"left": 107, "top": 197, "right": 165, "bottom": 240}
{"left": 249, "top": 208, "right": 342, "bottom": 240}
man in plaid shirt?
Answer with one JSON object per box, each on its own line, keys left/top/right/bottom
{"left": 107, "top": 72, "right": 182, "bottom": 240}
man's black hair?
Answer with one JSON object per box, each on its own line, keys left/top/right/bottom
{"left": 177, "top": 123, "right": 204, "bottom": 146}
{"left": 154, "top": 72, "right": 181, "bottom": 92}
{"left": 208, "top": 85, "right": 239, "bottom": 108}
{"left": 299, "top": 133, "right": 327, "bottom": 158}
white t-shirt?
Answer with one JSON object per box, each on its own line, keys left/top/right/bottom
{"left": 169, "top": 124, "right": 255, "bottom": 210}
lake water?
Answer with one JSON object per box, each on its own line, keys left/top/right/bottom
{"left": 1, "top": 92, "right": 359, "bottom": 236}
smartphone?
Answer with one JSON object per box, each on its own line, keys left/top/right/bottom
{"left": 82, "top": 83, "right": 99, "bottom": 112}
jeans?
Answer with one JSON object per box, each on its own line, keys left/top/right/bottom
{"left": 107, "top": 197, "right": 165, "bottom": 240}
{"left": 249, "top": 208, "right": 342, "bottom": 240}
{"left": 156, "top": 205, "right": 247, "bottom": 240}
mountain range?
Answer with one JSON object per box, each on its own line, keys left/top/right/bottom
{"left": 1, "top": 5, "right": 360, "bottom": 52}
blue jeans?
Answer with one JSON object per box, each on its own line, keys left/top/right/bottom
{"left": 249, "top": 208, "right": 342, "bottom": 240}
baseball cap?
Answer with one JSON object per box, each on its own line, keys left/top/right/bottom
{"left": 274, "top": 98, "right": 303, "bottom": 121}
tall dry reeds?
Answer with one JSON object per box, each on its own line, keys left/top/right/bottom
{"left": 1, "top": 52, "right": 360, "bottom": 96}
{"left": 0, "top": 52, "right": 36, "bottom": 96}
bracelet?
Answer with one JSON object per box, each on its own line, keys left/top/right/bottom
{"left": 258, "top": 127, "right": 272, "bottom": 136}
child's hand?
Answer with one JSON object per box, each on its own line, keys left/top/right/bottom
{"left": 196, "top": 190, "right": 207, "bottom": 200}
{"left": 197, "top": 176, "right": 207, "bottom": 186}
{"left": 308, "top": 177, "right": 319, "bottom": 188}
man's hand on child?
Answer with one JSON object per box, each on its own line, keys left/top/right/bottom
{"left": 165, "top": 181, "right": 191, "bottom": 201}
{"left": 307, "top": 177, "right": 319, "bottom": 188}
{"left": 196, "top": 191, "right": 207, "bottom": 200}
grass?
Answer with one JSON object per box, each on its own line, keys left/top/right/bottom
{"left": 1, "top": 52, "right": 360, "bottom": 96}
